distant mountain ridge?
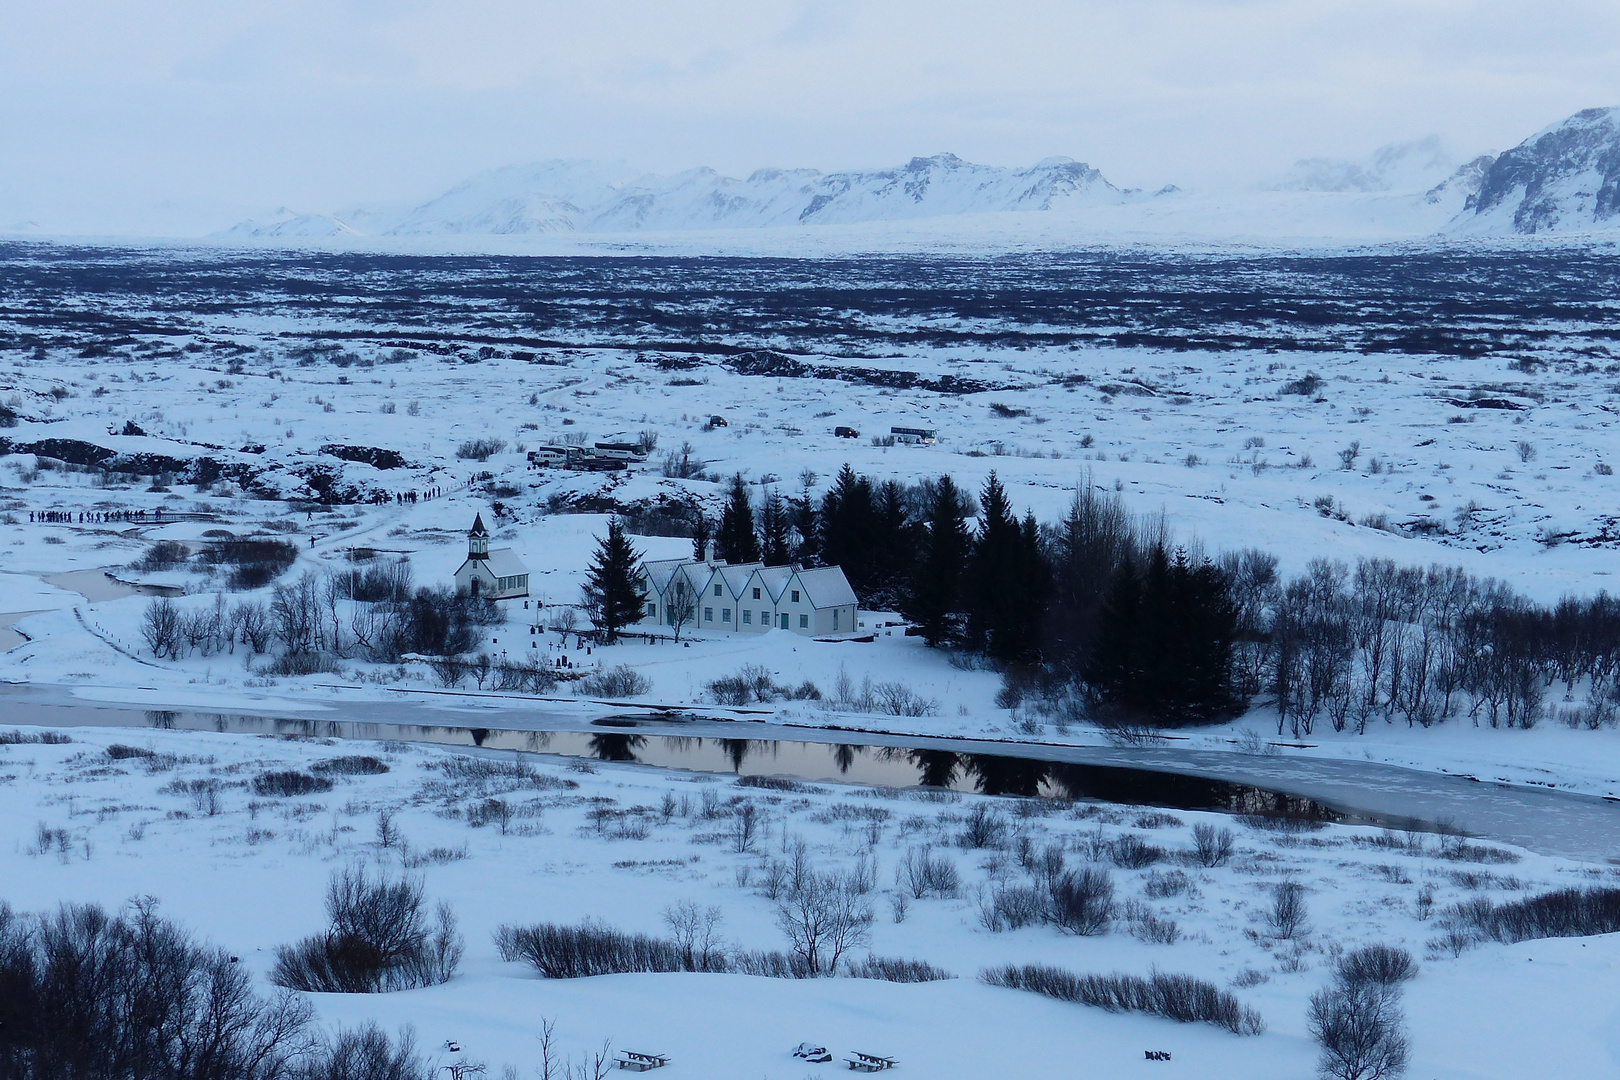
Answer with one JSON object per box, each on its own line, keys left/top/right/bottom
{"left": 1453, "top": 107, "right": 1620, "bottom": 234}
{"left": 226, "top": 154, "right": 1129, "bottom": 239}
{"left": 219, "top": 106, "right": 1620, "bottom": 243}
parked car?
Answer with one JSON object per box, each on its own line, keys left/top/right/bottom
{"left": 834, "top": 425, "right": 860, "bottom": 439}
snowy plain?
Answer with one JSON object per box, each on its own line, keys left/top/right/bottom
{"left": 3, "top": 240, "right": 1620, "bottom": 1075}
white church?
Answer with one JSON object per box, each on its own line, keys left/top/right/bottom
{"left": 636, "top": 551, "right": 858, "bottom": 638}
{"left": 452, "top": 514, "right": 530, "bottom": 600}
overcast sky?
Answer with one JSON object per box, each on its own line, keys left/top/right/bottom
{"left": 3, "top": 1, "right": 1618, "bottom": 232}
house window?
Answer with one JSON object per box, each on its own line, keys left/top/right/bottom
{"left": 646, "top": 602, "right": 657, "bottom": 617}
{"left": 704, "top": 607, "right": 714, "bottom": 622}
{"left": 742, "top": 610, "right": 752, "bottom": 625}
{"left": 714, "top": 583, "right": 722, "bottom": 596}
{"left": 791, "top": 590, "right": 800, "bottom": 603}
{"left": 799, "top": 614, "right": 809, "bottom": 629}
{"left": 762, "top": 610, "right": 769, "bottom": 625}
{"left": 833, "top": 610, "right": 839, "bottom": 631}
{"left": 722, "top": 609, "right": 731, "bottom": 623}
{"left": 752, "top": 588, "right": 761, "bottom": 600}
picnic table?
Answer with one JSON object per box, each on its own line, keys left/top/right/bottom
{"left": 615, "top": 1050, "right": 670, "bottom": 1072}
{"left": 845, "top": 1051, "right": 897, "bottom": 1072}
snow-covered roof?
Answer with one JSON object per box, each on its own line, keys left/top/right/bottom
{"left": 752, "top": 565, "right": 794, "bottom": 603}
{"left": 640, "top": 558, "right": 688, "bottom": 594}
{"left": 483, "top": 548, "right": 527, "bottom": 578}
{"left": 793, "top": 567, "right": 857, "bottom": 609}
{"left": 717, "top": 562, "right": 763, "bottom": 596}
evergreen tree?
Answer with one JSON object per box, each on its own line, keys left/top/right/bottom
{"left": 717, "top": 474, "right": 761, "bottom": 563}
{"left": 1086, "top": 544, "right": 1241, "bottom": 726}
{"left": 905, "top": 475, "right": 971, "bottom": 646}
{"left": 690, "top": 512, "right": 712, "bottom": 562}
{"left": 760, "top": 490, "right": 793, "bottom": 566}
{"left": 958, "top": 474, "right": 1052, "bottom": 665}
{"left": 581, "top": 518, "right": 648, "bottom": 643}
{"left": 819, "top": 464, "right": 875, "bottom": 590}
{"left": 1045, "top": 480, "right": 1136, "bottom": 677}
{"left": 869, "top": 480, "right": 916, "bottom": 606}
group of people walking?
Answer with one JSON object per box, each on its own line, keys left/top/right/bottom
{"left": 29, "top": 508, "right": 164, "bottom": 524}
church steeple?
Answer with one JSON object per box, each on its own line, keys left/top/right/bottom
{"left": 468, "top": 513, "right": 490, "bottom": 559}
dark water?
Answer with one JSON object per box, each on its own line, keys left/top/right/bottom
{"left": 2, "top": 243, "right": 1617, "bottom": 363}
{"left": 11, "top": 698, "right": 1402, "bottom": 830}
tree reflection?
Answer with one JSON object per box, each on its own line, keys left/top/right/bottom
{"left": 962, "top": 754, "right": 1048, "bottom": 797}
{"left": 588, "top": 733, "right": 646, "bottom": 762}
{"left": 909, "top": 749, "right": 961, "bottom": 789}
{"left": 832, "top": 744, "right": 863, "bottom": 774}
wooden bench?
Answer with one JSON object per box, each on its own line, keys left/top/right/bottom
{"left": 845, "top": 1051, "right": 897, "bottom": 1072}
{"left": 615, "top": 1051, "right": 670, "bottom": 1072}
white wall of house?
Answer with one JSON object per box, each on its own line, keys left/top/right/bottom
{"left": 636, "top": 559, "right": 857, "bottom": 638}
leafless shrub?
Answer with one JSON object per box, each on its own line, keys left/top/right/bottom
{"left": 662, "top": 902, "right": 726, "bottom": 971}
{"left": 575, "top": 665, "right": 652, "bottom": 698}
{"left": 981, "top": 964, "right": 1264, "bottom": 1035}
{"left": 1336, "top": 944, "right": 1418, "bottom": 990}
{"left": 0, "top": 898, "right": 325, "bottom": 1080}
{"left": 312, "top": 755, "right": 389, "bottom": 776}
{"left": 845, "top": 956, "right": 953, "bottom": 983}
{"left": 1109, "top": 833, "right": 1164, "bottom": 869}
{"left": 271, "top": 866, "right": 462, "bottom": 993}
{"left": 1049, "top": 867, "right": 1115, "bottom": 936}
{"left": 958, "top": 805, "right": 1009, "bottom": 849}
{"left": 1447, "top": 886, "right": 1620, "bottom": 944}
{"left": 1191, "top": 823, "right": 1236, "bottom": 867}
{"left": 252, "top": 770, "right": 335, "bottom": 797}
{"left": 1123, "top": 900, "right": 1181, "bottom": 944}
{"left": 896, "top": 846, "right": 960, "bottom": 899}
{"left": 978, "top": 882, "right": 1047, "bottom": 932}
{"left": 774, "top": 871, "right": 874, "bottom": 975}
{"left": 1266, "top": 882, "right": 1311, "bottom": 940}
{"left": 1309, "top": 978, "right": 1408, "bottom": 1080}
{"left": 0, "top": 729, "right": 71, "bottom": 745}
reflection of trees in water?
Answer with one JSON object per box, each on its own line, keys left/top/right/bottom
{"left": 523, "top": 731, "right": 554, "bottom": 751}
{"left": 719, "top": 739, "right": 754, "bottom": 772}
{"left": 589, "top": 733, "right": 646, "bottom": 762}
{"left": 907, "top": 749, "right": 961, "bottom": 789}
{"left": 469, "top": 728, "right": 490, "bottom": 747}
{"left": 832, "top": 744, "right": 863, "bottom": 774}
{"left": 963, "top": 754, "right": 1048, "bottom": 798}
{"left": 146, "top": 710, "right": 178, "bottom": 730}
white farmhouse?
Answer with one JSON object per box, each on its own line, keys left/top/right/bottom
{"left": 636, "top": 554, "right": 858, "bottom": 638}
{"left": 452, "top": 513, "right": 530, "bottom": 600}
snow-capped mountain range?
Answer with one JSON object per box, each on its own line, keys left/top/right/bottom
{"left": 207, "top": 105, "right": 1620, "bottom": 243}
{"left": 227, "top": 154, "right": 1129, "bottom": 240}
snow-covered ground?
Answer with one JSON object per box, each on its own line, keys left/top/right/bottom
{"left": 3, "top": 723, "right": 1616, "bottom": 1079}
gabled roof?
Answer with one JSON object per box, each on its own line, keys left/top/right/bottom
{"left": 749, "top": 565, "right": 795, "bottom": 603}
{"left": 716, "top": 562, "right": 764, "bottom": 597}
{"left": 792, "top": 566, "right": 857, "bottom": 609}
{"left": 483, "top": 548, "right": 527, "bottom": 578}
{"left": 639, "top": 558, "right": 688, "bottom": 595}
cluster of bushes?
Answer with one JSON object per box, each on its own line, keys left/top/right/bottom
{"left": 706, "top": 664, "right": 822, "bottom": 706}
{"left": 981, "top": 964, "right": 1264, "bottom": 1036}
{"left": 455, "top": 438, "right": 505, "bottom": 462}
{"left": 0, "top": 897, "right": 428, "bottom": 1079}
{"left": 271, "top": 867, "right": 463, "bottom": 994}
{"left": 253, "top": 770, "right": 335, "bottom": 797}
{"left": 141, "top": 562, "right": 512, "bottom": 675}
{"left": 1443, "top": 885, "right": 1620, "bottom": 947}
{"left": 493, "top": 912, "right": 944, "bottom": 986}
{"left": 575, "top": 665, "right": 652, "bottom": 698}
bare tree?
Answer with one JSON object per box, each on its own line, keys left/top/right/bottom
{"left": 774, "top": 870, "right": 874, "bottom": 975}
{"left": 665, "top": 581, "right": 696, "bottom": 642}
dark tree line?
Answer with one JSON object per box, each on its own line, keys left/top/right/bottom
{"left": 699, "top": 462, "right": 1620, "bottom": 732}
